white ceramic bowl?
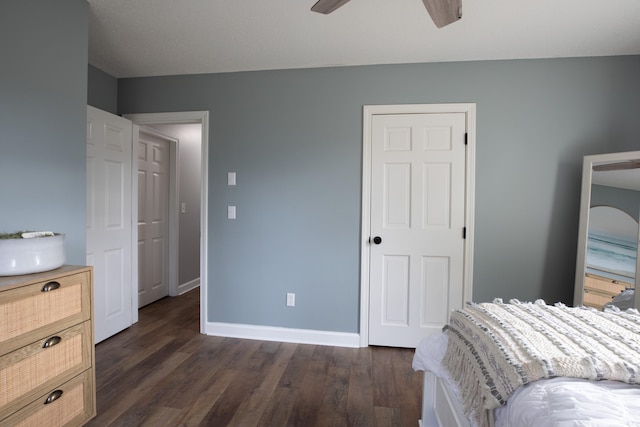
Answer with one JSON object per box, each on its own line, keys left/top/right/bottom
{"left": 0, "top": 234, "right": 65, "bottom": 276}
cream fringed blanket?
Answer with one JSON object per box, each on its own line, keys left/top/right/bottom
{"left": 442, "top": 299, "right": 640, "bottom": 427}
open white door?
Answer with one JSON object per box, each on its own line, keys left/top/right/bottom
{"left": 137, "top": 128, "right": 171, "bottom": 307}
{"left": 87, "top": 105, "right": 135, "bottom": 343}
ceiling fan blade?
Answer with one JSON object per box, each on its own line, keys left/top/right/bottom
{"left": 311, "top": 0, "right": 352, "bottom": 14}
{"left": 593, "top": 160, "right": 640, "bottom": 171}
{"left": 422, "top": 0, "right": 462, "bottom": 28}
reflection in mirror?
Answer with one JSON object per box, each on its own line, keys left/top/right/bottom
{"left": 584, "top": 206, "right": 638, "bottom": 309}
{"left": 574, "top": 151, "right": 640, "bottom": 311}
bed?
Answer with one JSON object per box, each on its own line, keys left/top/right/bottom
{"left": 412, "top": 299, "right": 640, "bottom": 427}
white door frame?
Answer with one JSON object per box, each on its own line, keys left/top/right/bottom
{"left": 360, "top": 104, "right": 476, "bottom": 347}
{"left": 125, "top": 111, "right": 209, "bottom": 334}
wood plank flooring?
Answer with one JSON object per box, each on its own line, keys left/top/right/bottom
{"left": 87, "top": 289, "right": 423, "bottom": 427}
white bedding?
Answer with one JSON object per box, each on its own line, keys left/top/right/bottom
{"left": 495, "top": 377, "right": 640, "bottom": 427}
{"left": 413, "top": 332, "right": 640, "bottom": 427}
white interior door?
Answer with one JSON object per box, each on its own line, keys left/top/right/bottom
{"left": 368, "top": 112, "right": 467, "bottom": 348}
{"left": 87, "top": 105, "right": 134, "bottom": 344}
{"left": 137, "top": 129, "right": 171, "bottom": 307}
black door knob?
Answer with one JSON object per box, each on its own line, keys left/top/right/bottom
{"left": 372, "top": 236, "right": 382, "bottom": 245}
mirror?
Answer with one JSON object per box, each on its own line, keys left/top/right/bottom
{"left": 574, "top": 151, "right": 640, "bottom": 310}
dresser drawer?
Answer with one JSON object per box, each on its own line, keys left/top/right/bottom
{"left": 0, "top": 322, "right": 92, "bottom": 419}
{"left": 0, "top": 269, "right": 91, "bottom": 355}
{"left": 0, "top": 369, "right": 95, "bottom": 427}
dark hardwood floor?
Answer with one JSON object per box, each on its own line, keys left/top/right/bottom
{"left": 87, "top": 289, "right": 423, "bottom": 427}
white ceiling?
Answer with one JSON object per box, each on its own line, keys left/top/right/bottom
{"left": 87, "top": 0, "right": 640, "bottom": 79}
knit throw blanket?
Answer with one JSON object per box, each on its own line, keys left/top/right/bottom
{"left": 442, "top": 299, "right": 640, "bottom": 427}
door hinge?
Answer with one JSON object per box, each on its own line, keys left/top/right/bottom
{"left": 464, "top": 133, "right": 468, "bottom": 145}
{"left": 463, "top": 227, "right": 466, "bottom": 239}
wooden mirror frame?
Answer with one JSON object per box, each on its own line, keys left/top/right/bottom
{"left": 573, "top": 150, "right": 640, "bottom": 310}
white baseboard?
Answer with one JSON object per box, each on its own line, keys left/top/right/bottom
{"left": 206, "top": 322, "right": 361, "bottom": 348}
{"left": 178, "top": 278, "right": 199, "bottom": 295}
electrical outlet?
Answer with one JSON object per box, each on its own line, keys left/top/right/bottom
{"left": 286, "top": 293, "right": 295, "bottom": 307}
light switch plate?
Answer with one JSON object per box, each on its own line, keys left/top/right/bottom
{"left": 228, "top": 172, "right": 236, "bottom": 186}
{"left": 227, "top": 205, "right": 236, "bottom": 219}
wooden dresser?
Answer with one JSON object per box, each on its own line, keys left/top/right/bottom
{"left": 583, "top": 273, "right": 630, "bottom": 310}
{"left": 0, "top": 265, "right": 95, "bottom": 426}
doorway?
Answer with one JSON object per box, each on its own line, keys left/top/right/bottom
{"left": 359, "top": 104, "right": 476, "bottom": 348}
{"left": 125, "top": 112, "right": 209, "bottom": 333}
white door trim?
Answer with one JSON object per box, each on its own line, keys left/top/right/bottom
{"left": 125, "top": 111, "right": 210, "bottom": 334}
{"left": 131, "top": 125, "right": 139, "bottom": 323}
{"left": 360, "top": 103, "right": 476, "bottom": 347}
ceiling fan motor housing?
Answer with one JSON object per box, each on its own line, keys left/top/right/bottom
{"left": 312, "top": 0, "right": 462, "bottom": 29}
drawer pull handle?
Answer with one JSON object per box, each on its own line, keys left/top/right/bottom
{"left": 44, "top": 390, "right": 63, "bottom": 404}
{"left": 43, "top": 336, "right": 62, "bottom": 348}
{"left": 41, "top": 281, "right": 60, "bottom": 292}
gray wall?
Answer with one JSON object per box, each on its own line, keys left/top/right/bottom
{"left": 591, "top": 184, "right": 640, "bottom": 221}
{"left": 118, "top": 56, "right": 640, "bottom": 334}
{"left": 88, "top": 64, "right": 118, "bottom": 114}
{"left": 0, "top": 0, "right": 88, "bottom": 264}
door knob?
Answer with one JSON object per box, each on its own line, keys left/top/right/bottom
{"left": 372, "top": 236, "right": 382, "bottom": 245}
